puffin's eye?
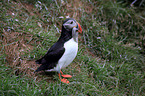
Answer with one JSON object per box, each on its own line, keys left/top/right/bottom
{"left": 70, "top": 21, "right": 73, "bottom": 24}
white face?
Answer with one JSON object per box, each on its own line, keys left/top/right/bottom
{"left": 63, "top": 20, "right": 77, "bottom": 30}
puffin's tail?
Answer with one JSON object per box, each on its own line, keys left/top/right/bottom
{"left": 35, "top": 58, "right": 47, "bottom": 73}
{"left": 34, "top": 67, "right": 42, "bottom": 72}
{"left": 34, "top": 64, "right": 46, "bottom": 73}
{"left": 35, "top": 59, "right": 42, "bottom": 64}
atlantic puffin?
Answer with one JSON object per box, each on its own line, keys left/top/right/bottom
{"left": 35, "top": 18, "right": 82, "bottom": 83}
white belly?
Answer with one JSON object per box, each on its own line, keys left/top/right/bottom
{"left": 54, "top": 38, "right": 78, "bottom": 71}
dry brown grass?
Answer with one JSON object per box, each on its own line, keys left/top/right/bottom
{"left": 59, "top": 0, "right": 94, "bottom": 20}
{"left": 1, "top": 28, "right": 38, "bottom": 75}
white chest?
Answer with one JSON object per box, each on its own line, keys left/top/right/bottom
{"left": 55, "top": 38, "right": 78, "bottom": 71}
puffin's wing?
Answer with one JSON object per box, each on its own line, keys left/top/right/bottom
{"left": 35, "top": 42, "right": 65, "bottom": 65}
{"left": 35, "top": 42, "right": 65, "bottom": 72}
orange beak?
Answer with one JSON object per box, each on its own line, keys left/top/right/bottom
{"left": 77, "top": 22, "right": 82, "bottom": 33}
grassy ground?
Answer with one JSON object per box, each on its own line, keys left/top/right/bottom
{"left": 0, "top": 0, "right": 145, "bottom": 95}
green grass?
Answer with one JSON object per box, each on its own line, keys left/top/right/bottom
{"left": 0, "top": 0, "right": 145, "bottom": 95}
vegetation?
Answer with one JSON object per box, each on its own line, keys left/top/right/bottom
{"left": 0, "top": 0, "right": 145, "bottom": 95}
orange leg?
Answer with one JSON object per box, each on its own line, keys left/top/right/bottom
{"left": 60, "top": 70, "right": 72, "bottom": 78}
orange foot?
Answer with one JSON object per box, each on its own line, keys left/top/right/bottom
{"left": 61, "top": 74, "right": 72, "bottom": 78}
{"left": 60, "top": 70, "right": 72, "bottom": 78}
{"left": 61, "top": 78, "right": 69, "bottom": 84}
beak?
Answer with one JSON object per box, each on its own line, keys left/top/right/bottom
{"left": 77, "top": 22, "right": 82, "bottom": 33}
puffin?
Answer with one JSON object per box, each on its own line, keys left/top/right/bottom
{"left": 35, "top": 18, "right": 82, "bottom": 83}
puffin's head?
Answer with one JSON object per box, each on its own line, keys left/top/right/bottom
{"left": 63, "top": 18, "right": 82, "bottom": 33}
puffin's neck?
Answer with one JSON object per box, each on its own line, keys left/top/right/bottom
{"left": 58, "top": 26, "right": 72, "bottom": 42}
{"left": 72, "top": 27, "right": 78, "bottom": 42}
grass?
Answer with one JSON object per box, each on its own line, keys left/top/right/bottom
{"left": 0, "top": 0, "right": 145, "bottom": 95}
